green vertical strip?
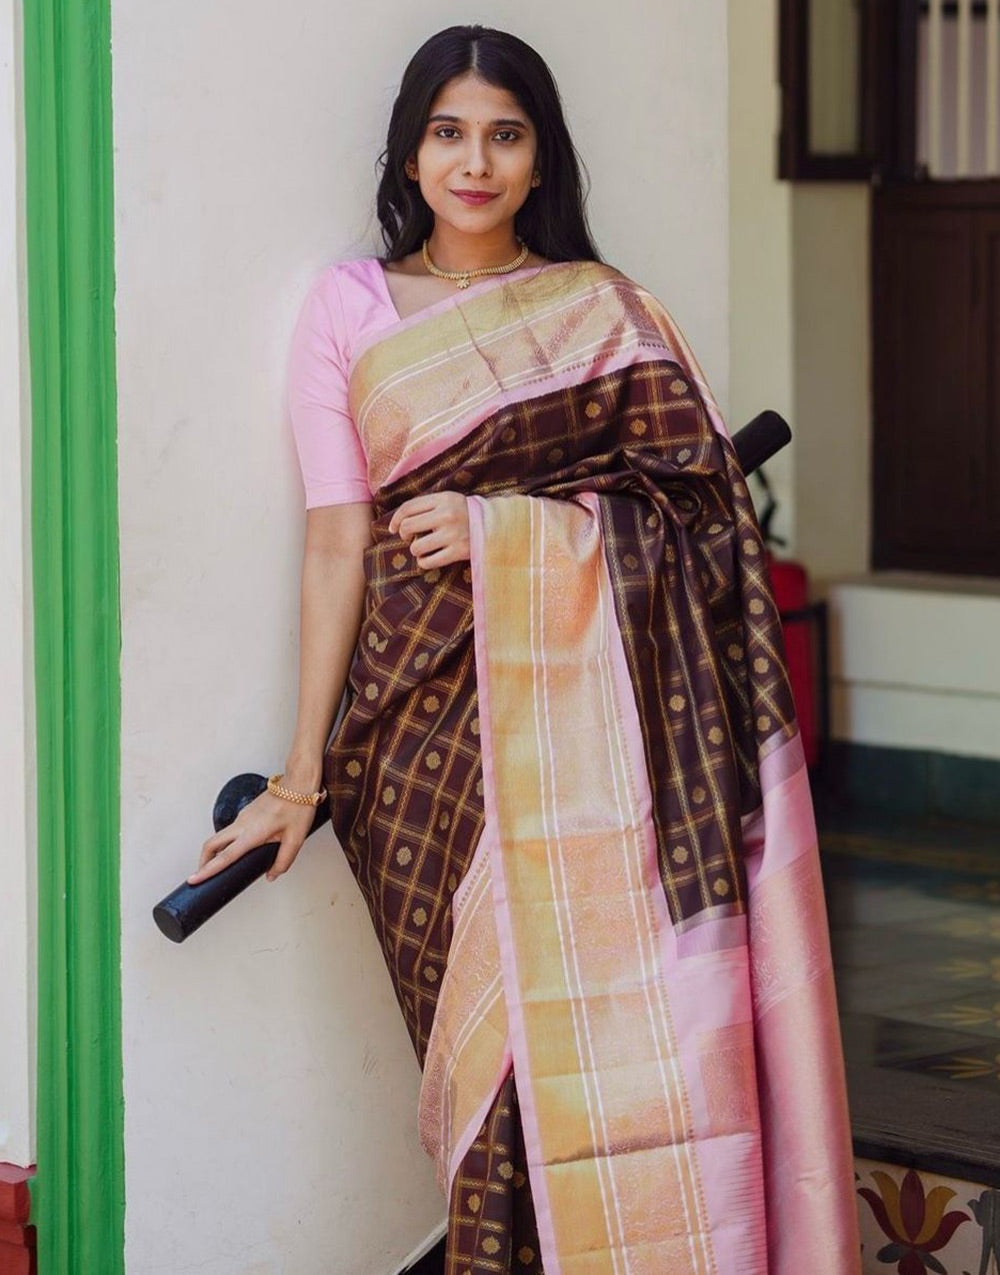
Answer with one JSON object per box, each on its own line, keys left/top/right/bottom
{"left": 22, "top": 0, "right": 124, "bottom": 1272}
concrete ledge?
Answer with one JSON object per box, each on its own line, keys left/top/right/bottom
{"left": 826, "top": 572, "right": 1000, "bottom": 761}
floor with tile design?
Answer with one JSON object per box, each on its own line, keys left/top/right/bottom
{"left": 816, "top": 789, "right": 1000, "bottom": 1187}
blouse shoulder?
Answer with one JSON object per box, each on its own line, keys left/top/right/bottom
{"left": 285, "top": 257, "right": 374, "bottom": 509}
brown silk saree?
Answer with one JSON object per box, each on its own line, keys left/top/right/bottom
{"left": 325, "top": 260, "right": 860, "bottom": 1274}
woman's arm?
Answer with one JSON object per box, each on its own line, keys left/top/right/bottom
{"left": 283, "top": 500, "right": 374, "bottom": 789}
{"left": 189, "top": 500, "right": 374, "bottom": 883}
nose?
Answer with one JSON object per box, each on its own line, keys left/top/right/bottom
{"left": 462, "top": 137, "right": 491, "bottom": 177}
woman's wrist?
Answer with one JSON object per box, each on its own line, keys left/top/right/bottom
{"left": 281, "top": 752, "right": 325, "bottom": 791}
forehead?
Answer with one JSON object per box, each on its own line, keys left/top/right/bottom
{"left": 428, "top": 73, "right": 528, "bottom": 122}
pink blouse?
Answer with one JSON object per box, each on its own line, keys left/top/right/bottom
{"left": 286, "top": 255, "right": 401, "bottom": 508}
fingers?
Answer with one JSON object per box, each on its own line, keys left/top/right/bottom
{"left": 187, "top": 832, "right": 248, "bottom": 885}
{"left": 195, "top": 827, "right": 237, "bottom": 870}
{"left": 413, "top": 544, "right": 459, "bottom": 567}
{"left": 388, "top": 496, "right": 438, "bottom": 535}
{"left": 409, "top": 528, "right": 447, "bottom": 556}
{"left": 265, "top": 838, "right": 302, "bottom": 883}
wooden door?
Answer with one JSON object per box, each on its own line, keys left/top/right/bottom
{"left": 872, "top": 183, "right": 1000, "bottom": 576}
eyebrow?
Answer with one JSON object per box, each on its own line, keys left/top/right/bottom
{"left": 427, "top": 113, "right": 529, "bottom": 128}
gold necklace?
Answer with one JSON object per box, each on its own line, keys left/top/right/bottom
{"left": 421, "top": 236, "right": 530, "bottom": 289}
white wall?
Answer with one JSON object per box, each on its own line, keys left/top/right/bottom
{"left": 112, "top": 4, "right": 730, "bottom": 1272}
{"left": 0, "top": 0, "right": 35, "bottom": 1172}
{"left": 728, "top": 2, "right": 872, "bottom": 580}
{"left": 790, "top": 183, "right": 871, "bottom": 581}
{"left": 830, "top": 574, "right": 1000, "bottom": 761}
{"left": 729, "top": 0, "right": 795, "bottom": 551}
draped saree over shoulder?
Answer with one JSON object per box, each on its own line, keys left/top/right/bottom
{"left": 325, "top": 260, "right": 861, "bottom": 1274}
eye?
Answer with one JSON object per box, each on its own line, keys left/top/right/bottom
{"left": 431, "top": 126, "right": 522, "bottom": 143}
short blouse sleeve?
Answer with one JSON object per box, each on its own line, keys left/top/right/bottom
{"left": 286, "top": 263, "right": 373, "bottom": 508}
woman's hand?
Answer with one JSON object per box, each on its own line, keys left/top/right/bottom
{"left": 187, "top": 784, "right": 319, "bottom": 885}
{"left": 388, "top": 491, "right": 470, "bottom": 567}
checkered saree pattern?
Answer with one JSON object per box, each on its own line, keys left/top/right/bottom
{"left": 323, "top": 271, "right": 798, "bottom": 1272}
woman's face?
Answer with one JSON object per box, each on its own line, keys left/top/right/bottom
{"left": 410, "top": 72, "right": 539, "bottom": 241}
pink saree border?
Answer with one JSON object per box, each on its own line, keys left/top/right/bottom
{"left": 465, "top": 491, "right": 562, "bottom": 1266}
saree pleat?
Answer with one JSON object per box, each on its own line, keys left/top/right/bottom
{"left": 325, "top": 261, "right": 860, "bottom": 1274}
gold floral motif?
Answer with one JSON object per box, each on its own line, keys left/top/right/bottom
{"left": 497, "top": 1160, "right": 514, "bottom": 1180}
{"left": 630, "top": 418, "right": 648, "bottom": 435}
{"left": 713, "top": 878, "right": 731, "bottom": 897}
{"left": 470, "top": 716, "right": 480, "bottom": 736}
{"left": 345, "top": 759, "right": 362, "bottom": 778}
{"left": 547, "top": 447, "right": 564, "bottom": 462}
{"left": 672, "top": 845, "right": 689, "bottom": 864}
{"left": 414, "top": 651, "right": 429, "bottom": 669}
{"left": 645, "top": 512, "right": 658, "bottom": 528}
{"left": 518, "top": 1247, "right": 535, "bottom": 1265}
{"left": 424, "top": 568, "right": 441, "bottom": 583}
{"left": 425, "top": 750, "right": 441, "bottom": 770}
{"left": 708, "top": 726, "right": 724, "bottom": 744}
{"left": 727, "top": 643, "right": 743, "bottom": 660}
{"left": 366, "top": 631, "right": 380, "bottom": 648}
{"left": 391, "top": 552, "right": 407, "bottom": 569}
{"left": 396, "top": 846, "right": 412, "bottom": 866}
{"left": 692, "top": 785, "right": 707, "bottom": 804}
{"left": 438, "top": 810, "right": 450, "bottom": 830}
{"left": 669, "top": 694, "right": 686, "bottom": 711}
{"left": 743, "top": 538, "right": 760, "bottom": 556}
{"left": 412, "top": 907, "right": 427, "bottom": 927}
{"left": 467, "top": 1193, "right": 481, "bottom": 1212}
{"left": 364, "top": 682, "right": 379, "bottom": 701}
{"left": 708, "top": 522, "right": 724, "bottom": 534}
{"left": 422, "top": 694, "right": 440, "bottom": 712}
{"left": 623, "top": 553, "right": 639, "bottom": 570}
{"left": 481, "top": 1237, "right": 501, "bottom": 1255}
{"left": 475, "top": 777, "right": 484, "bottom": 796}
{"left": 756, "top": 714, "right": 771, "bottom": 732}
{"left": 677, "top": 447, "right": 692, "bottom": 463}
{"left": 462, "top": 566, "right": 472, "bottom": 583}
{"left": 423, "top": 965, "right": 438, "bottom": 983}
{"left": 513, "top": 1170, "right": 526, "bottom": 1188}
{"left": 500, "top": 425, "right": 516, "bottom": 442}
{"left": 669, "top": 378, "right": 688, "bottom": 395}
{"left": 753, "top": 657, "right": 769, "bottom": 673}
{"left": 584, "top": 400, "right": 602, "bottom": 418}
{"left": 447, "top": 872, "right": 458, "bottom": 892}
{"left": 381, "top": 785, "right": 396, "bottom": 806}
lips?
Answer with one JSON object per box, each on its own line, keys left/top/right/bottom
{"left": 451, "top": 189, "right": 499, "bottom": 205}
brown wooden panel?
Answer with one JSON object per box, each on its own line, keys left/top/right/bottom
{"left": 872, "top": 186, "right": 1000, "bottom": 575}
{"left": 971, "top": 211, "right": 1000, "bottom": 552}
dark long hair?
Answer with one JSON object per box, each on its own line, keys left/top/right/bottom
{"left": 375, "top": 25, "right": 603, "bottom": 265}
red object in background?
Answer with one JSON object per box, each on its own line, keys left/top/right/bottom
{"left": 0, "top": 1163, "right": 34, "bottom": 1275}
{"left": 765, "top": 551, "right": 820, "bottom": 768}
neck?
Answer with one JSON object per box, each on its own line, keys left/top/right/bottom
{"left": 425, "top": 225, "right": 522, "bottom": 272}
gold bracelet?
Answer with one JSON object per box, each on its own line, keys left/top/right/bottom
{"left": 267, "top": 772, "right": 328, "bottom": 807}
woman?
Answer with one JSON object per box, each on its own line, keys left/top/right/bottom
{"left": 189, "top": 24, "right": 861, "bottom": 1274}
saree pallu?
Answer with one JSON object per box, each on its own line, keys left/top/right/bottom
{"left": 325, "top": 261, "right": 861, "bottom": 1274}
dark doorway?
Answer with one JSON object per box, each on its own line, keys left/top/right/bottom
{"left": 872, "top": 180, "right": 1000, "bottom": 576}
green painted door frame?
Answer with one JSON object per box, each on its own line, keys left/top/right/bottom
{"left": 22, "top": 0, "right": 124, "bottom": 1271}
